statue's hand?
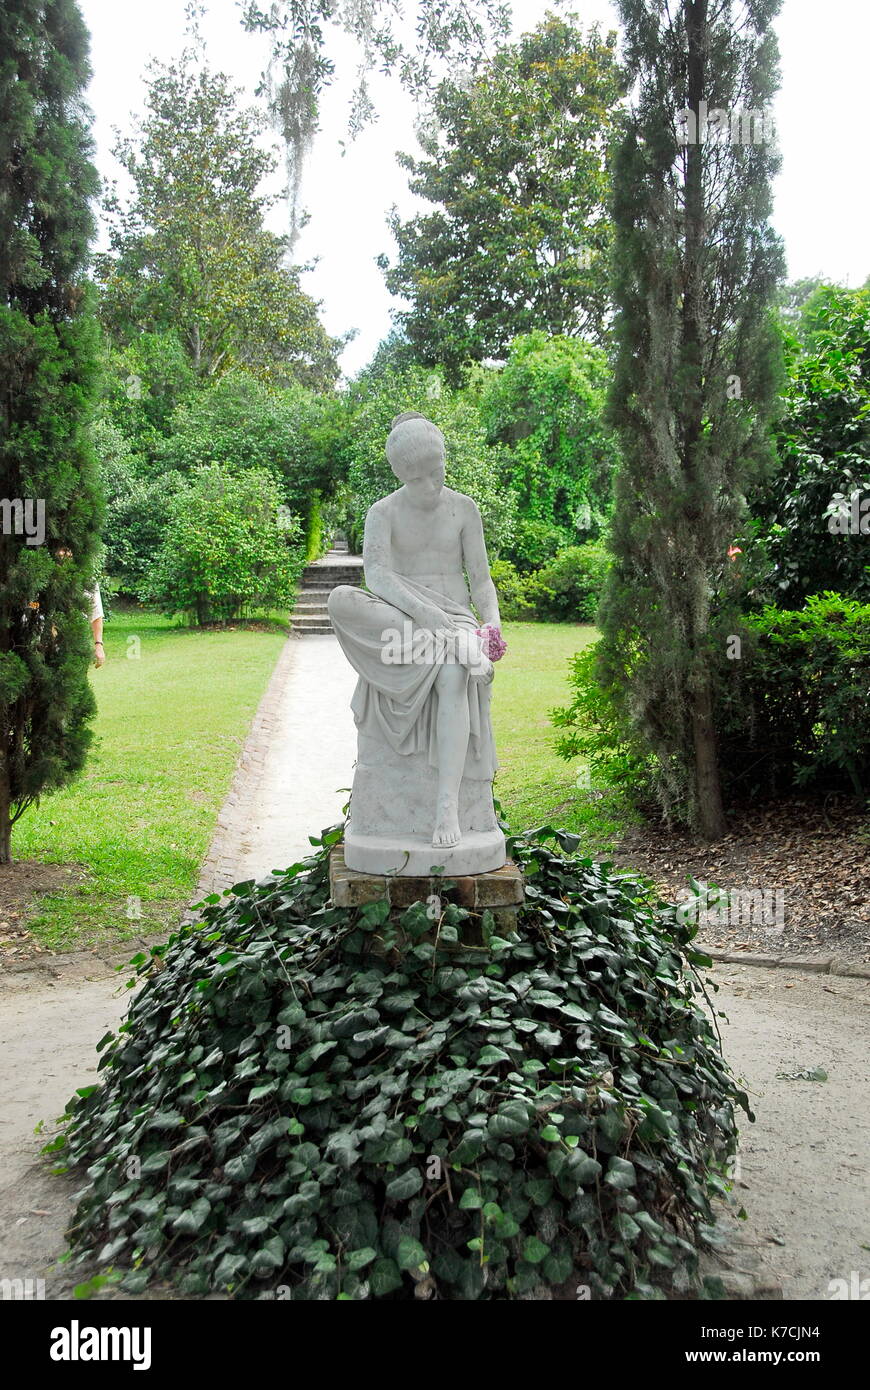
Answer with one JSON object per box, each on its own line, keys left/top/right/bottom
{"left": 416, "top": 604, "right": 455, "bottom": 635}
{"left": 469, "top": 654, "right": 494, "bottom": 684}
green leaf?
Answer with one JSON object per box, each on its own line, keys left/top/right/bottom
{"left": 171, "top": 1198, "right": 211, "bottom": 1234}
{"left": 396, "top": 1235, "right": 427, "bottom": 1270}
{"left": 346, "top": 1247, "right": 378, "bottom": 1272}
{"left": 488, "top": 1100, "right": 530, "bottom": 1138}
{"left": 604, "top": 1157, "right": 636, "bottom": 1190}
{"left": 369, "top": 1258, "right": 403, "bottom": 1296}
{"left": 522, "top": 1236, "right": 550, "bottom": 1265}
{"left": 385, "top": 1168, "right": 423, "bottom": 1201}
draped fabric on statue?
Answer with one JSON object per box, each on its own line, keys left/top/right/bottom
{"left": 328, "top": 575, "right": 498, "bottom": 782}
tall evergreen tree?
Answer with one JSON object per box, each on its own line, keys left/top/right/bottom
{"left": 0, "top": 0, "right": 103, "bottom": 861}
{"left": 599, "top": 0, "right": 784, "bottom": 838}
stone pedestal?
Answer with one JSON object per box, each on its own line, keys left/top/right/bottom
{"left": 329, "top": 844, "right": 524, "bottom": 945}
{"left": 344, "top": 734, "right": 505, "bottom": 876}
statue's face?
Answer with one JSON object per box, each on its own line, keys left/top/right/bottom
{"left": 400, "top": 451, "right": 445, "bottom": 511}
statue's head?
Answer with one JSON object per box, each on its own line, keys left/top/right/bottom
{"left": 386, "top": 414, "right": 446, "bottom": 508}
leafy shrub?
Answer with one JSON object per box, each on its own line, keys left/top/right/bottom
{"left": 552, "top": 643, "right": 653, "bottom": 796}
{"left": 481, "top": 332, "right": 619, "bottom": 537}
{"left": 100, "top": 331, "right": 196, "bottom": 456}
{"left": 58, "top": 826, "right": 746, "bottom": 1301}
{"left": 504, "top": 517, "right": 570, "bottom": 574}
{"left": 143, "top": 465, "right": 304, "bottom": 623}
{"left": 532, "top": 543, "right": 610, "bottom": 622}
{"left": 490, "top": 558, "right": 536, "bottom": 620}
{"left": 752, "top": 285, "right": 870, "bottom": 604}
{"left": 304, "top": 494, "right": 326, "bottom": 563}
{"left": 92, "top": 419, "right": 185, "bottom": 597}
{"left": 715, "top": 592, "right": 870, "bottom": 798}
{"left": 156, "top": 370, "right": 346, "bottom": 532}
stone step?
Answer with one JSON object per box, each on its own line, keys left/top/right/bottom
{"left": 292, "top": 552, "right": 362, "bottom": 633}
{"left": 300, "top": 567, "right": 363, "bottom": 584}
{"left": 292, "top": 620, "right": 334, "bottom": 635}
{"left": 301, "top": 564, "right": 361, "bottom": 575}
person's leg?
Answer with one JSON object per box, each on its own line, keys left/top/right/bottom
{"left": 432, "top": 660, "right": 470, "bottom": 848}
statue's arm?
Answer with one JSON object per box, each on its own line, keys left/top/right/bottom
{"left": 363, "top": 502, "right": 450, "bottom": 628}
{"left": 462, "top": 500, "right": 501, "bottom": 628}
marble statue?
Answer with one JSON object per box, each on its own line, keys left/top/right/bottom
{"left": 328, "top": 412, "right": 508, "bottom": 875}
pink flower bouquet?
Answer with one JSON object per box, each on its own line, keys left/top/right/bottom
{"left": 475, "top": 623, "right": 508, "bottom": 661}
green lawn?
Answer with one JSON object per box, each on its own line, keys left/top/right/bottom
{"left": 16, "top": 606, "right": 287, "bottom": 951}
{"left": 493, "top": 622, "right": 636, "bottom": 853}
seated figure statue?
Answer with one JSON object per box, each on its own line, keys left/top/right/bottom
{"left": 328, "top": 412, "right": 507, "bottom": 875}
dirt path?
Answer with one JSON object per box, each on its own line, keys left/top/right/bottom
{"left": 0, "top": 632, "right": 867, "bottom": 1300}
{"left": 703, "top": 963, "right": 870, "bottom": 1299}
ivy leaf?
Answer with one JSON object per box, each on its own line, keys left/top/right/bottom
{"left": 522, "top": 1236, "right": 550, "bottom": 1264}
{"left": 346, "top": 1247, "right": 378, "bottom": 1272}
{"left": 385, "top": 1168, "right": 423, "bottom": 1201}
{"left": 369, "top": 1258, "right": 403, "bottom": 1296}
{"left": 605, "top": 1157, "right": 637, "bottom": 1190}
{"left": 171, "top": 1198, "right": 211, "bottom": 1234}
{"left": 488, "top": 1100, "right": 530, "bottom": 1139}
{"left": 396, "top": 1235, "right": 427, "bottom": 1270}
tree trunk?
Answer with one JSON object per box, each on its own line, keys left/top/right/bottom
{"left": 683, "top": 0, "right": 726, "bottom": 840}
{"left": 0, "top": 787, "right": 12, "bottom": 864}
{"left": 692, "top": 673, "right": 726, "bottom": 840}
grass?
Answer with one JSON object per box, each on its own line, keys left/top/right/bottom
{"left": 493, "top": 622, "right": 638, "bottom": 855}
{"left": 15, "top": 605, "right": 287, "bottom": 951}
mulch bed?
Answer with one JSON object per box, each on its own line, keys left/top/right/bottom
{"left": 612, "top": 795, "right": 870, "bottom": 965}
{"left": 0, "top": 860, "right": 88, "bottom": 963}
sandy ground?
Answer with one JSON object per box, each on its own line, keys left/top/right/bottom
{"left": 0, "top": 632, "right": 867, "bottom": 1300}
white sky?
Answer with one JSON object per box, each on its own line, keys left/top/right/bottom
{"left": 79, "top": 0, "right": 870, "bottom": 379}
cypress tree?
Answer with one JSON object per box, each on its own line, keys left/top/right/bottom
{"left": 600, "top": 0, "right": 785, "bottom": 838}
{"left": 0, "top": 0, "right": 102, "bottom": 861}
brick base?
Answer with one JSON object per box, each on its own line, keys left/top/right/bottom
{"left": 329, "top": 844, "right": 524, "bottom": 944}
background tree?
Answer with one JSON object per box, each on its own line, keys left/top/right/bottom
{"left": 379, "top": 16, "right": 624, "bottom": 380}
{"left": 0, "top": 0, "right": 103, "bottom": 861}
{"left": 97, "top": 52, "right": 341, "bottom": 390}
{"left": 598, "top": 0, "right": 785, "bottom": 838}
{"left": 240, "top": 0, "right": 511, "bottom": 243}
{"left": 775, "top": 274, "right": 834, "bottom": 339}
{"left": 144, "top": 465, "right": 304, "bottom": 625}
{"left": 752, "top": 284, "right": 870, "bottom": 603}
{"left": 342, "top": 363, "right": 516, "bottom": 556}
{"left": 155, "top": 370, "right": 346, "bottom": 557}
{"left": 480, "top": 331, "right": 620, "bottom": 567}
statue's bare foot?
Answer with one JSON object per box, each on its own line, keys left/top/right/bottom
{"left": 432, "top": 797, "right": 461, "bottom": 848}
